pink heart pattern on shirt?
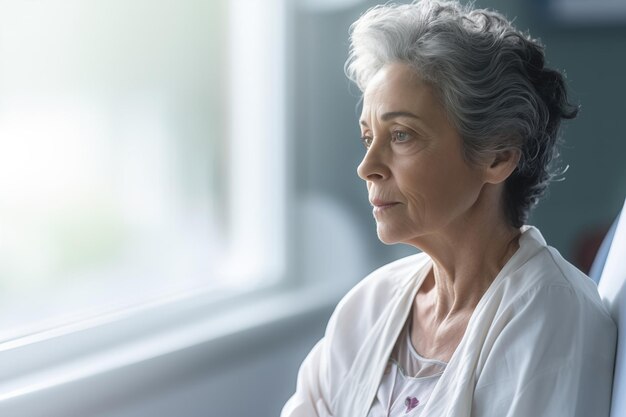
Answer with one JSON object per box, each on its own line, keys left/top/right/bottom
{"left": 405, "top": 396, "right": 419, "bottom": 413}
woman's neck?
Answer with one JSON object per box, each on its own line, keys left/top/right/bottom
{"left": 409, "top": 187, "right": 522, "bottom": 320}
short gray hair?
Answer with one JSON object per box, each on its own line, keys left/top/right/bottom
{"left": 345, "top": 0, "right": 578, "bottom": 228}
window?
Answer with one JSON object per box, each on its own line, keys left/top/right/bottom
{"left": 0, "top": 0, "right": 286, "bottom": 341}
{"left": 543, "top": 0, "right": 626, "bottom": 23}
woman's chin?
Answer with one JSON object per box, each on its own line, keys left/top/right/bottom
{"left": 376, "top": 228, "right": 402, "bottom": 245}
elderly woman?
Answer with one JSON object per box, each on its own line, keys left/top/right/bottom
{"left": 282, "top": 1, "right": 616, "bottom": 416}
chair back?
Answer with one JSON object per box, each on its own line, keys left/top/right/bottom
{"left": 590, "top": 215, "right": 621, "bottom": 284}
{"left": 598, "top": 198, "right": 626, "bottom": 417}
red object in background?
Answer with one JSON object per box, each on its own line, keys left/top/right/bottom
{"left": 572, "top": 224, "right": 612, "bottom": 275}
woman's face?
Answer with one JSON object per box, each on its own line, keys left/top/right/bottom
{"left": 357, "top": 62, "right": 487, "bottom": 245}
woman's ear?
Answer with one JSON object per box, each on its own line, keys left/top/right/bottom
{"left": 484, "top": 149, "right": 521, "bottom": 184}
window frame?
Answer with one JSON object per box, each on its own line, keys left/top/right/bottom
{"left": 0, "top": 0, "right": 321, "bottom": 412}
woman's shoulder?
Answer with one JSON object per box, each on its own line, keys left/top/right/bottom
{"left": 508, "top": 244, "right": 612, "bottom": 322}
{"left": 494, "top": 226, "right": 612, "bottom": 324}
{"left": 478, "top": 241, "right": 617, "bottom": 373}
{"left": 473, "top": 239, "right": 617, "bottom": 401}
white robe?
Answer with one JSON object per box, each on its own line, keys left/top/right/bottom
{"left": 281, "top": 226, "right": 617, "bottom": 417}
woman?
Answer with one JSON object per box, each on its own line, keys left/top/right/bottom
{"left": 282, "top": 1, "right": 616, "bottom": 416}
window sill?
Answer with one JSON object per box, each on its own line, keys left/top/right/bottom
{"left": 0, "top": 280, "right": 346, "bottom": 416}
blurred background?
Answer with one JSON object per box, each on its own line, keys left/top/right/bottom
{"left": 0, "top": 0, "right": 624, "bottom": 416}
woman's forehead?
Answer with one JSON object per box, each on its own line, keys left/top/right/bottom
{"left": 360, "top": 63, "right": 442, "bottom": 124}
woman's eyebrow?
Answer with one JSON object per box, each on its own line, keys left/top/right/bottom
{"left": 380, "top": 111, "right": 421, "bottom": 121}
{"left": 359, "top": 110, "right": 422, "bottom": 127}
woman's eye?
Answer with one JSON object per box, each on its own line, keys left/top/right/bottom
{"left": 360, "top": 136, "right": 373, "bottom": 149}
{"left": 392, "top": 130, "right": 412, "bottom": 143}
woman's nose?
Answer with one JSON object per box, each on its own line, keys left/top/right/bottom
{"left": 357, "top": 140, "right": 390, "bottom": 182}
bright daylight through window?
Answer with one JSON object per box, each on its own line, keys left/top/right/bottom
{"left": 0, "top": 0, "right": 286, "bottom": 341}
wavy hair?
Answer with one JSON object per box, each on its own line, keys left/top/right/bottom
{"left": 345, "top": 0, "right": 578, "bottom": 227}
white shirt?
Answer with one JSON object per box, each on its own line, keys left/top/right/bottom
{"left": 281, "top": 226, "right": 617, "bottom": 417}
{"left": 367, "top": 318, "right": 447, "bottom": 417}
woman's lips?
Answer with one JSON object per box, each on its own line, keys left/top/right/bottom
{"left": 370, "top": 198, "right": 399, "bottom": 207}
{"left": 370, "top": 198, "right": 400, "bottom": 213}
